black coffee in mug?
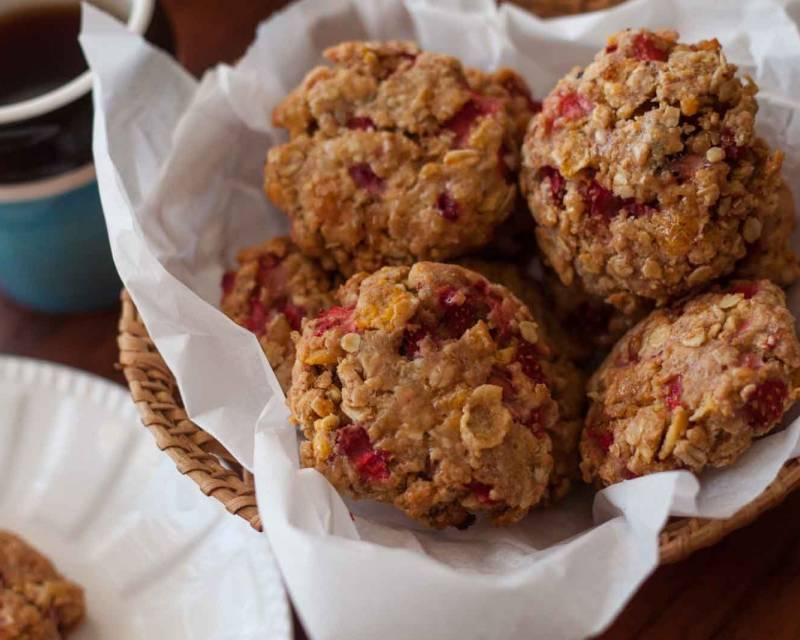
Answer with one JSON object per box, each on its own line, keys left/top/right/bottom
{"left": 0, "top": 1, "right": 175, "bottom": 313}
{"left": 0, "top": 2, "right": 174, "bottom": 184}
{"left": 0, "top": 6, "right": 87, "bottom": 105}
{"left": 0, "top": 5, "right": 92, "bottom": 183}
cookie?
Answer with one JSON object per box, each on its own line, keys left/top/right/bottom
{"left": 542, "top": 270, "right": 651, "bottom": 358}
{"left": 221, "top": 237, "right": 337, "bottom": 391}
{"left": 463, "top": 257, "right": 646, "bottom": 363}
{"left": 734, "top": 182, "right": 800, "bottom": 287}
{"left": 581, "top": 280, "right": 800, "bottom": 486}
{"left": 266, "top": 40, "right": 538, "bottom": 276}
{"left": 456, "top": 258, "right": 587, "bottom": 500}
{"left": 0, "top": 530, "right": 84, "bottom": 639}
{"left": 289, "top": 262, "right": 582, "bottom": 528}
{"left": 473, "top": 198, "right": 540, "bottom": 263}
{"left": 520, "top": 28, "right": 784, "bottom": 309}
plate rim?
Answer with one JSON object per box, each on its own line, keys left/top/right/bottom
{"left": 0, "top": 354, "right": 292, "bottom": 640}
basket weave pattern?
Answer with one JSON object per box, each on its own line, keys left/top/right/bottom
{"left": 118, "top": 291, "right": 261, "bottom": 531}
{"left": 115, "top": 0, "right": 800, "bottom": 565}
{"left": 118, "top": 291, "right": 800, "bottom": 563}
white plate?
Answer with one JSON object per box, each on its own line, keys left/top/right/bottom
{"left": 0, "top": 356, "right": 291, "bottom": 640}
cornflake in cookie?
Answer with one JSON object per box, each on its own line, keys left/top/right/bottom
{"left": 0, "top": 530, "right": 85, "bottom": 639}
{"left": 581, "top": 280, "right": 800, "bottom": 487}
{"left": 289, "top": 262, "right": 582, "bottom": 528}
{"left": 464, "top": 257, "right": 648, "bottom": 364}
{"left": 520, "top": 28, "right": 784, "bottom": 309}
{"left": 456, "top": 258, "right": 587, "bottom": 502}
{"left": 220, "top": 237, "right": 337, "bottom": 392}
{"left": 266, "top": 40, "right": 538, "bottom": 276}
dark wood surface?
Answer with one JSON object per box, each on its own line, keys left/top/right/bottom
{"left": 2, "top": 1, "right": 799, "bottom": 638}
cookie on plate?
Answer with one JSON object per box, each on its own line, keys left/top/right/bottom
{"left": 289, "top": 262, "right": 582, "bottom": 528}
{"left": 266, "top": 40, "right": 538, "bottom": 275}
{"left": 221, "top": 237, "right": 337, "bottom": 391}
{"left": 580, "top": 280, "right": 800, "bottom": 486}
{"left": 0, "top": 530, "right": 85, "bottom": 639}
{"left": 520, "top": 28, "right": 784, "bottom": 309}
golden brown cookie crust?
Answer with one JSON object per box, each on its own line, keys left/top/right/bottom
{"left": 542, "top": 269, "right": 651, "bottom": 359}
{"left": 289, "top": 262, "right": 585, "bottom": 528}
{"left": 266, "top": 41, "right": 537, "bottom": 276}
{"left": 734, "top": 181, "right": 800, "bottom": 287}
{"left": 0, "top": 531, "right": 85, "bottom": 639}
{"left": 520, "top": 28, "right": 784, "bottom": 308}
{"left": 581, "top": 280, "right": 800, "bottom": 486}
{"left": 220, "top": 237, "right": 337, "bottom": 391}
{"left": 455, "top": 258, "right": 587, "bottom": 501}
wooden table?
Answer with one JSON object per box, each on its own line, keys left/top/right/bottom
{"left": 3, "top": 1, "right": 800, "bottom": 638}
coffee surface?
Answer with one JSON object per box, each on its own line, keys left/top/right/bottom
{"left": 0, "top": 5, "right": 87, "bottom": 107}
{"left": 0, "top": 3, "right": 176, "bottom": 185}
{"left": 0, "top": 5, "right": 92, "bottom": 184}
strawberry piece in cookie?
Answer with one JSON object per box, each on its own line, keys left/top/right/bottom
{"left": 221, "top": 237, "right": 337, "bottom": 392}
{"left": 266, "top": 40, "right": 537, "bottom": 275}
{"left": 521, "top": 28, "right": 785, "bottom": 308}
{"left": 581, "top": 280, "right": 800, "bottom": 486}
{"left": 290, "top": 262, "right": 583, "bottom": 528}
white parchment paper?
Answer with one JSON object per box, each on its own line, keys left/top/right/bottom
{"left": 81, "top": 0, "right": 800, "bottom": 637}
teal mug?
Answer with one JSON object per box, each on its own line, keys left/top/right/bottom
{"left": 0, "top": 167, "right": 120, "bottom": 313}
{"left": 0, "top": 0, "right": 162, "bottom": 313}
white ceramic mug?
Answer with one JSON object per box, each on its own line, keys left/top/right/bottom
{"left": 0, "top": 0, "right": 156, "bottom": 312}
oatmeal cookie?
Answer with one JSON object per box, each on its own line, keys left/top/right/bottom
{"left": 266, "top": 40, "right": 538, "bottom": 276}
{"left": 465, "top": 257, "right": 647, "bottom": 362}
{"left": 221, "top": 237, "right": 337, "bottom": 391}
{"left": 581, "top": 280, "right": 800, "bottom": 486}
{"left": 456, "top": 258, "right": 587, "bottom": 500}
{"left": 734, "top": 182, "right": 800, "bottom": 287}
{"left": 0, "top": 531, "right": 84, "bottom": 639}
{"left": 290, "top": 262, "right": 582, "bottom": 528}
{"left": 476, "top": 198, "right": 540, "bottom": 263}
{"left": 543, "top": 270, "right": 651, "bottom": 358}
{"left": 520, "top": 28, "right": 784, "bottom": 308}
{"left": 456, "top": 258, "right": 575, "bottom": 359}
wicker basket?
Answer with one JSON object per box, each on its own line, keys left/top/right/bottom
{"left": 117, "top": 291, "right": 800, "bottom": 564}
{"left": 114, "top": 0, "right": 800, "bottom": 567}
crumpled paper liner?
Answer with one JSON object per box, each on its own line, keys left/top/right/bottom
{"left": 82, "top": 0, "right": 800, "bottom": 637}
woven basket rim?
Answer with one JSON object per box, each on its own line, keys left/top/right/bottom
{"left": 113, "top": 0, "right": 799, "bottom": 568}
{"left": 117, "top": 289, "right": 800, "bottom": 564}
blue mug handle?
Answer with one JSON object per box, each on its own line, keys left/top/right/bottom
{"left": 0, "top": 164, "right": 120, "bottom": 313}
